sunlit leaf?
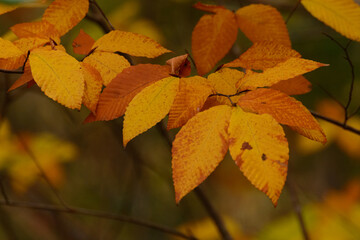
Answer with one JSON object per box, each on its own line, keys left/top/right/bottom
{"left": 228, "top": 107, "right": 288, "bottom": 205}
{"left": 172, "top": 105, "right": 231, "bottom": 203}
{"left": 81, "top": 62, "right": 102, "bottom": 114}
{"left": 11, "top": 20, "right": 59, "bottom": 39}
{"left": 0, "top": 37, "right": 23, "bottom": 58}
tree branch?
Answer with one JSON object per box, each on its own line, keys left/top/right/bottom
{"left": 0, "top": 69, "right": 23, "bottom": 74}
{"left": 0, "top": 200, "right": 196, "bottom": 240}
{"left": 311, "top": 110, "right": 360, "bottom": 135}
{"left": 285, "top": 0, "right": 302, "bottom": 24}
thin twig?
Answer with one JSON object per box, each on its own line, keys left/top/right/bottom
{"left": 286, "top": 0, "right": 302, "bottom": 24}
{"left": 311, "top": 110, "right": 360, "bottom": 135}
{"left": 287, "top": 180, "right": 310, "bottom": 240}
{"left": 16, "top": 134, "right": 70, "bottom": 210}
{"left": 315, "top": 84, "right": 345, "bottom": 108}
{"left": 194, "top": 188, "right": 233, "bottom": 240}
{"left": 89, "top": 0, "right": 114, "bottom": 31}
{"left": 0, "top": 200, "right": 196, "bottom": 240}
{"left": 0, "top": 69, "right": 23, "bottom": 74}
{"left": 156, "top": 121, "right": 233, "bottom": 240}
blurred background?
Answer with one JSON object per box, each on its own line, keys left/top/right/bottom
{"left": 0, "top": 0, "right": 360, "bottom": 239}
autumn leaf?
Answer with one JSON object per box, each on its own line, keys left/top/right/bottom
{"left": 81, "top": 62, "right": 102, "bottom": 114}
{"left": 237, "top": 88, "right": 326, "bottom": 143}
{"left": 236, "top": 4, "right": 291, "bottom": 46}
{"left": 93, "top": 30, "right": 171, "bottom": 58}
{"left": 167, "top": 76, "right": 213, "bottom": 130}
{"left": 193, "top": 2, "right": 226, "bottom": 13}
{"left": 270, "top": 76, "right": 312, "bottom": 95}
{"left": 13, "top": 37, "right": 51, "bottom": 54}
{"left": 123, "top": 76, "right": 179, "bottom": 146}
{"left": 236, "top": 57, "right": 327, "bottom": 90}
{"left": 72, "top": 29, "right": 95, "bottom": 55}
{"left": 11, "top": 20, "right": 59, "bottom": 39}
{"left": 302, "top": 0, "right": 360, "bottom": 42}
{"left": 83, "top": 51, "right": 130, "bottom": 86}
{"left": 0, "top": 37, "right": 24, "bottom": 59}
{"left": 223, "top": 42, "right": 301, "bottom": 70}
{"left": 29, "top": 48, "right": 84, "bottom": 109}
{"left": 228, "top": 107, "right": 288, "bottom": 205}
{"left": 172, "top": 105, "right": 232, "bottom": 203}
{"left": 0, "top": 55, "right": 26, "bottom": 70}
{"left": 0, "top": 3, "right": 18, "bottom": 15}
{"left": 166, "top": 54, "right": 191, "bottom": 77}
{"left": 42, "top": 0, "right": 89, "bottom": 36}
{"left": 192, "top": 7, "right": 238, "bottom": 75}
{"left": 88, "top": 64, "right": 171, "bottom": 122}
{"left": 8, "top": 62, "right": 33, "bottom": 92}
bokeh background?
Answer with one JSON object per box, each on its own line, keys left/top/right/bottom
{"left": 0, "top": 0, "right": 360, "bottom": 239}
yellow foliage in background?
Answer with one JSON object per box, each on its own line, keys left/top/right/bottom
{"left": 0, "top": 120, "right": 77, "bottom": 193}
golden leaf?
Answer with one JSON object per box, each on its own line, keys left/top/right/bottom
{"left": 237, "top": 58, "right": 327, "bottom": 90}
{"left": 237, "top": 88, "right": 326, "bottom": 143}
{"left": 172, "top": 105, "right": 231, "bottom": 203}
{"left": 83, "top": 51, "right": 130, "bottom": 86}
{"left": 81, "top": 62, "right": 102, "bottom": 114}
{"left": 42, "top": 0, "right": 89, "bottom": 36}
{"left": 228, "top": 107, "right": 288, "bottom": 205}
{"left": 302, "top": 0, "right": 360, "bottom": 42}
{"left": 192, "top": 8, "right": 238, "bottom": 75}
{"left": 271, "top": 76, "right": 312, "bottom": 95}
{"left": 123, "top": 76, "right": 179, "bottom": 146}
{"left": 13, "top": 37, "right": 50, "bottom": 54}
{"left": 29, "top": 48, "right": 84, "bottom": 109}
{"left": 0, "top": 37, "right": 23, "bottom": 59}
{"left": 168, "top": 76, "right": 212, "bottom": 130}
{"left": 236, "top": 4, "right": 291, "bottom": 46}
{"left": 93, "top": 30, "right": 171, "bottom": 58}
{"left": 11, "top": 20, "right": 59, "bottom": 39}
{"left": 223, "top": 42, "right": 301, "bottom": 69}
{"left": 0, "top": 55, "right": 25, "bottom": 70}
{"left": 91, "top": 64, "right": 171, "bottom": 122}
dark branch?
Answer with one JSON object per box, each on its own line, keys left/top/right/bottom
{"left": 0, "top": 69, "right": 23, "bottom": 74}
{"left": 0, "top": 200, "right": 195, "bottom": 240}
{"left": 311, "top": 110, "right": 360, "bottom": 135}
{"left": 285, "top": 0, "right": 302, "bottom": 24}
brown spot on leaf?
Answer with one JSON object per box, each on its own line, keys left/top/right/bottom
{"left": 262, "top": 153, "right": 267, "bottom": 161}
{"left": 261, "top": 101, "right": 266, "bottom": 104}
{"left": 241, "top": 141, "right": 252, "bottom": 150}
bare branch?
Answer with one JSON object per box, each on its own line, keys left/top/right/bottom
{"left": 286, "top": 0, "right": 302, "bottom": 24}
{"left": 0, "top": 69, "right": 23, "bottom": 74}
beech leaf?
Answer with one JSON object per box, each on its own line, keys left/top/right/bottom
{"left": 72, "top": 29, "right": 95, "bottom": 55}
{"left": 81, "top": 63, "right": 102, "bottom": 114}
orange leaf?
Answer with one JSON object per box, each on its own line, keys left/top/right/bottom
{"left": 123, "top": 76, "right": 179, "bottom": 146}
{"left": 0, "top": 38, "right": 23, "bottom": 59}
{"left": 81, "top": 63, "right": 102, "bottom": 114}
{"left": 223, "top": 42, "right": 301, "bottom": 69}
{"left": 72, "top": 29, "right": 95, "bottom": 55}
{"left": 236, "top": 4, "right": 291, "bottom": 46}
{"left": 237, "top": 88, "right": 326, "bottom": 143}
{"left": 13, "top": 37, "right": 50, "bottom": 54}
{"left": 83, "top": 51, "right": 130, "bottom": 86}
{"left": 91, "top": 64, "right": 171, "bottom": 122}
{"left": 11, "top": 20, "right": 59, "bottom": 39}
{"left": 8, "top": 62, "right": 33, "bottom": 92}
{"left": 193, "top": 2, "right": 226, "bottom": 13}
{"left": 172, "top": 105, "right": 231, "bottom": 203}
{"left": 29, "top": 48, "right": 84, "bottom": 109}
{"left": 237, "top": 58, "right": 327, "bottom": 90}
{"left": 271, "top": 76, "right": 312, "bottom": 95}
{"left": 42, "top": 0, "right": 89, "bottom": 36}
{"left": 0, "top": 56, "right": 26, "bottom": 70}
{"left": 192, "top": 8, "right": 238, "bottom": 75}
{"left": 228, "top": 107, "right": 288, "bottom": 206}
{"left": 93, "top": 30, "right": 171, "bottom": 58}
{"left": 166, "top": 54, "right": 191, "bottom": 77}
{"left": 168, "top": 76, "right": 212, "bottom": 130}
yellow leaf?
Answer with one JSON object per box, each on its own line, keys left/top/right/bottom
{"left": 42, "top": 0, "right": 89, "bottom": 36}
{"left": 172, "top": 105, "right": 231, "bottom": 203}
{"left": 83, "top": 51, "right": 130, "bottom": 86}
{"left": 228, "top": 107, "right": 288, "bottom": 205}
{"left": 192, "top": 8, "right": 238, "bottom": 75}
{"left": 0, "top": 4, "right": 17, "bottom": 16}
{"left": 29, "top": 48, "right": 84, "bottom": 109}
{"left": 238, "top": 88, "right": 326, "bottom": 143}
{"left": 237, "top": 58, "right": 327, "bottom": 90}
{"left": 0, "top": 55, "right": 25, "bottom": 70}
{"left": 271, "top": 76, "right": 312, "bottom": 95}
{"left": 81, "top": 62, "right": 102, "bottom": 114}
{"left": 223, "top": 42, "right": 301, "bottom": 70}
{"left": 13, "top": 37, "right": 50, "bottom": 54}
{"left": 11, "top": 20, "right": 59, "bottom": 39}
{"left": 207, "top": 68, "right": 244, "bottom": 105}
{"left": 236, "top": 4, "right": 291, "bottom": 46}
{"left": 123, "top": 76, "right": 179, "bottom": 146}
{"left": 302, "top": 0, "right": 360, "bottom": 42}
{"left": 167, "top": 76, "right": 212, "bottom": 130}
{"left": 93, "top": 30, "right": 171, "bottom": 58}
{"left": 0, "top": 37, "right": 23, "bottom": 58}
